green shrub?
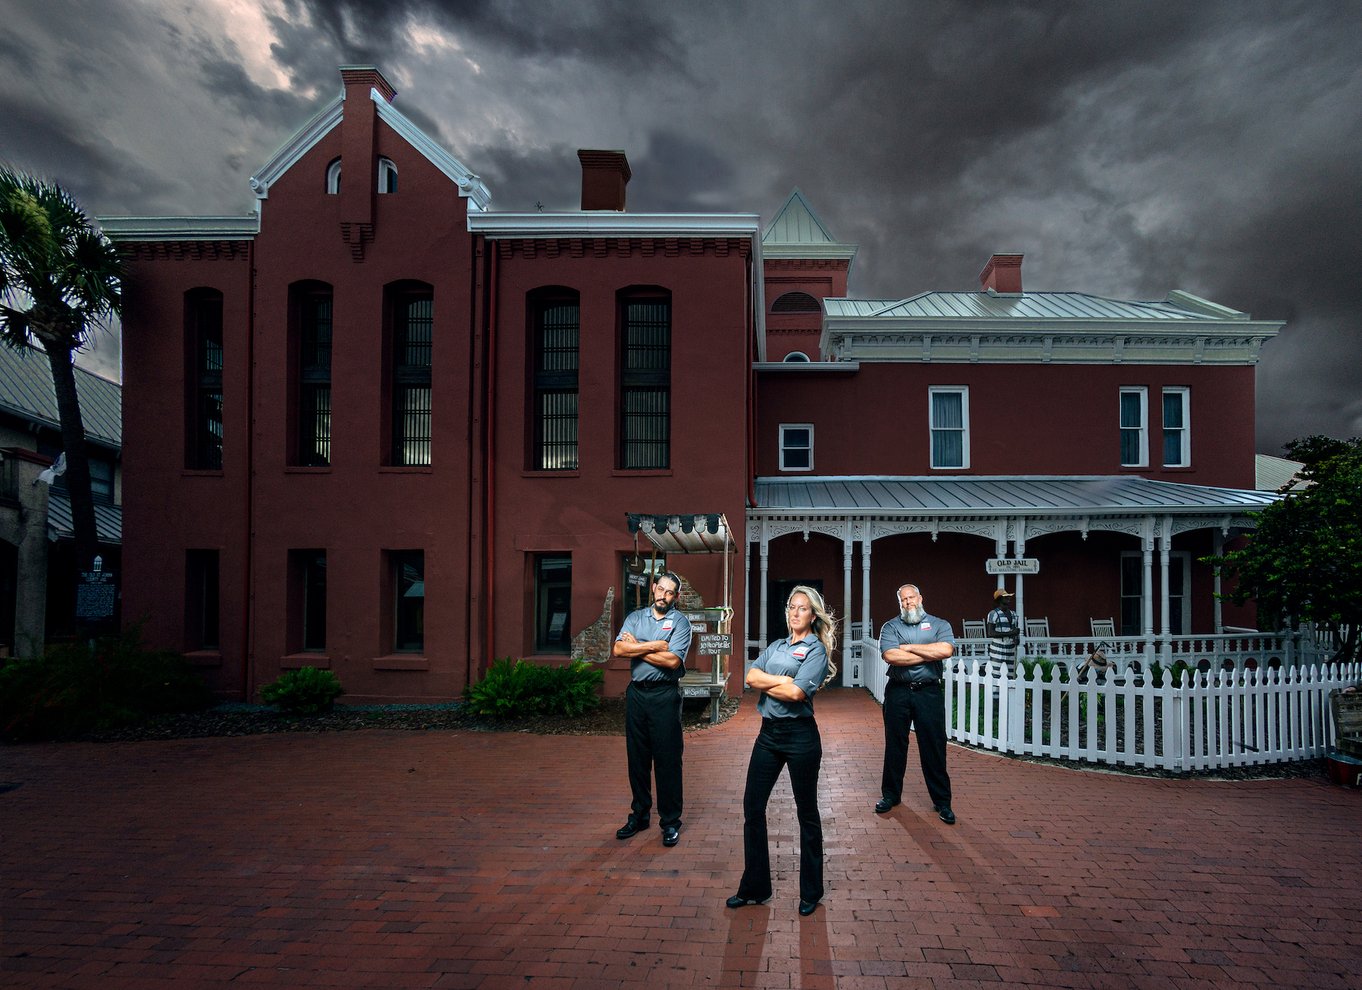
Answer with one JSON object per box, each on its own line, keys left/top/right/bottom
{"left": 0, "top": 630, "right": 214, "bottom": 742}
{"left": 1148, "top": 660, "right": 1193, "bottom": 688}
{"left": 466, "top": 658, "right": 603, "bottom": 718}
{"left": 260, "top": 666, "right": 344, "bottom": 715}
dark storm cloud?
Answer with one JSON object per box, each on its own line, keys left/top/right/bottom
{"left": 4, "top": 0, "right": 1359, "bottom": 448}
{"left": 276, "top": 0, "right": 686, "bottom": 71}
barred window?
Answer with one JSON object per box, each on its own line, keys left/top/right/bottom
{"left": 292, "top": 283, "right": 333, "bottom": 467}
{"left": 390, "top": 286, "right": 433, "bottom": 466}
{"left": 532, "top": 292, "right": 580, "bottom": 470}
{"left": 619, "top": 295, "right": 670, "bottom": 470}
{"left": 185, "top": 289, "right": 224, "bottom": 470}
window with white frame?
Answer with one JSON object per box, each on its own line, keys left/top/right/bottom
{"left": 929, "top": 387, "right": 969, "bottom": 469}
{"left": 1119, "top": 387, "right": 1147, "bottom": 467}
{"left": 326, "top": 158, "right": 341, "bottom": 195}
{"left": 1162, "top": 387, "right": 1190, "bottom": 467}
{"left": 377, "top": 157, "right": 398, "bottom": 194}
{"left": 779, "top": 424, "right": 814, "bottom": 471}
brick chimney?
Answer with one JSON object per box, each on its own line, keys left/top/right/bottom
{"left": 979, "top": 253, "right": 1024, "bottom": 294}
{"left": 577, "top": 150, "right": 631, "bottom": 211}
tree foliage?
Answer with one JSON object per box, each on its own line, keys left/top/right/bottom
{"left": 1210, "top": 436, "right": 1362, "bottom": 662}
{"left": 0, "top": 167, "right": 122, "bottom": 572}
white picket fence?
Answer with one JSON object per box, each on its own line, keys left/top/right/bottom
{"left": 859, "top": 640, "right": 1361, "bottom": 772}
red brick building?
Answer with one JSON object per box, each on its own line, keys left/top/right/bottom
{"left": 103, "top": 66, "right": 1281, "bottom": 702}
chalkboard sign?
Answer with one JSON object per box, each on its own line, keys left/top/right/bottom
{"left": 697, "top": 633, "right": 731, "bottom": 656}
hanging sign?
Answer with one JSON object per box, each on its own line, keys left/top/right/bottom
{"left": 986, "top": 558, "right": 1039, "bottom": 574}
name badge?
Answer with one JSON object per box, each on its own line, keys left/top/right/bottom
{"left": 662, "top": 620, "right": 674, "bottom": 631}
{"left": 792, "top": 647, "right": 808, "bottom": 659}
{"left": 921, "top": 622, "right": 932, "bottom": 631}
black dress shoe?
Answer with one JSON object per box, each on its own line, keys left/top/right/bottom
{"left": 661, "top": 825, "right": 680, "bottom": 847}
{"left": 725, "top": 894, "right": 769, "bottom": 908}
{"left": 874, "top": 798, "right": 898, "bottom": 814}
{"left": 615, "top": 818, "right": 649, "bottom": 839}
{"left": 936, "top": 805, "right": 956, "bottom": 825}
{"left": 798, "top": 899, "right": 820, "bottom": 916}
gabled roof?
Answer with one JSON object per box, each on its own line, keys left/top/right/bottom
{"left": 762, "top": 189, "right": 857, "bottom": 263}
{"left": 0, "top": 343, "right": 120, "bottom": 450}
{"left": 249, "top": 80, "right": 492, "bottom": 211}
{"left": 46, "top": 491, "right": 122, "bottom": 545}
{"left": 751, "top": 476, "right": 1277, "bottom": 517}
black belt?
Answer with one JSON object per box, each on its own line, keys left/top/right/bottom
{"left": 889, "top": 679, "right": 940, "bottom": 691}
{"left": 630, "top": 679, "right": 679, "bottom": 691}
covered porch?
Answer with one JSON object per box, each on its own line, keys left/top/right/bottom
{"left": 747, "top": 475, "right": 1284, "bottom": 684}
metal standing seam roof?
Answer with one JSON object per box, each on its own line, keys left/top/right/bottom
{"left": 751, "top": 476, "right": 1279, "bottom": 516}
{"left": 44, "top": 491, "right": 122, "bottom": 544}
{"left": 0, "top": 343, "right": 121, "bottom": 449}
{"left": 823, "top": 292, "right": 1232, "bottom": 323}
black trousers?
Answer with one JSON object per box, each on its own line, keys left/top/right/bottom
{"left": 624, "top": 681, "right": 684, "bottom": 828}
{"left": 737, "top": 717, "right": 824, "bottom": 904}
{"left": 880, "top": 680, "right": 952, "bottom": 808}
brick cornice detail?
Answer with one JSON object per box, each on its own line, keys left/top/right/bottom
{"left": 340, "top": 222, "right": 374, "bottom": 262}
{"left": 764, "top": 258, "right": 848, "bottom": 272}
{"left": 117, "top": 241, "right": 250, "bottom": 262}
{"left": 495, "top": 237, "right": 751, "bottom": 261}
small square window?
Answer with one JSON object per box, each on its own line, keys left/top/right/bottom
{"left": 779, "top": 424, "right": 814, "bottom": 471}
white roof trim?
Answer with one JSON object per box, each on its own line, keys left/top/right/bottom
{"left": 98, "top": 216, "right": 260, "bottom": 241}
{"left": 248, "top": 86, "right": 491, "bottom": 210}
{"left": 469, "top": 212, "right": 761, "bottom": 237}
{"left": 373, "top": 93, "right": 490, "bottom": 211}
{"left": 250, "top": 92, "right": 345, "bottom": 200}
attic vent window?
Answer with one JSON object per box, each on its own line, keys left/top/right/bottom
{"left": 326, "top": 158, "right": 341, "bottom": 195}
{"left": 771, "top": 291, "right": 820, "bottom": 313}
{"left": 378, "top": 158, "right": 398, "bottom": 194}
{"left": 783, "top": 351, "right": 811, "bottom": 362}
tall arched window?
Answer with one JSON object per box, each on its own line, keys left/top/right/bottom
{"left": 184, "top": 288, "right": 224, "bottom": 470}
{"left": 325, "top": 158, "right": 342, "bottom": 195}
{"left": 618, "top": 288, "right": 671, "bottom": 470}
{"left": 290, "top": 281, "right": 334, "bottom": 467}
{"left": 387, "top": 282, "right": 434, "bottom": 466}
{"left": 530, "top": 288, "right": 580, "bottom": 470}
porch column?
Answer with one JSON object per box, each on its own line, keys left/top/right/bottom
{"left": 860, "top": 537, "right": 873, "bottom": 642}
{"left": 758, "top": 534, "right": 769, "bottom": 653}
{"left": 1014, "top": 528, "right": 1028, "bottom": 627}
{"left": 842, "top": 522, "right": 853, "bottom": 647}
{"left": 1158, "top": 518, "right": 1172, "bottom": 665}
{"left": 1212, "top": 529, "right": 1225, "bottom": 634}
{"left": 1141, "top": 521, "right": 1155, "bottom": 658}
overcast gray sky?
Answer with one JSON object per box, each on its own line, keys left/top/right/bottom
{"left": 4, "top": 0, "right": 1359, "bottom": 452}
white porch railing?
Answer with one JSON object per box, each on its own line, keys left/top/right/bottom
{"left": 859, "top": 639, "right": 1361, "bottom": 772}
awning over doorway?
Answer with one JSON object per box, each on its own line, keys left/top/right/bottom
{"left": 627, "top": 513, "right": 732, "bottom": 554}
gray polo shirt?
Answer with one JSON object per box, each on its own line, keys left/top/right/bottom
{"left": 750, "top": 634, "right": 828, "bottom": 719}
{"left": 878, "top": 613, "right": 955, "bottom": 685}
{"left": 617, "top": 605, "right": 692, "bottom": 683}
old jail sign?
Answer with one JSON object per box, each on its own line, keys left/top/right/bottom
{"left": 986, "top": 558, "right": 1040, "bottom": 575}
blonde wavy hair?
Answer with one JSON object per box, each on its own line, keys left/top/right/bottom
{"left": 786, "top": 585, "right": 839, "bottom": 687}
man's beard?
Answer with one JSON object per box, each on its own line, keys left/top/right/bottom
{"left": 901, "top": 606, "right": 925, "bottom": 624}
{"left": 653, "top": 599, "right": 672, "bottom": 615}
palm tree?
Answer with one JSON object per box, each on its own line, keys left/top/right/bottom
{"left": 0, "top": 167, "right": 122, "bottom": 577}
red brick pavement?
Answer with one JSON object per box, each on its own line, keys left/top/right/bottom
{"left": 2, "top": 688, "right": 1359, "bottom": 989}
